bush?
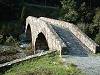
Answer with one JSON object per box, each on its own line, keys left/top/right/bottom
{"left": 77, "top": 23, "right": 99, "bottom": 40}
{"left": 78, "top": 2, "right": 94, "bottom": 23}
{"left": 77, "top": 23, "right": 89, "bottom": 33}
{"left": 93, "top": 8, "right": 100, "bottom": 25}
{"left": 0, "top": 46, "right": 19, "bottom": 56}
{"left": 0, "top": 21, "right": 21, "bottom": 39}
{"left": 0, "top": 46, "right": 19, "bottom": 64}
{"left": 66, "top": 63, "right": 82, "bottom": 75}
{"left": 95, "top": 33, "right": 100, "bottom": 45}
{"left": 59, "top": 0, "right": 79, "bottom": 23}
{"left": 5, "top": 36, "right": 19, "bottom": 46}
{"left": 93, "top": 8, "right": 100, "bottom": 33}
{"left": 5, "top": 36, "right": 15, "bottom": 43}
{"left": 0, "top": 35, "right": 4, "bottom": 44}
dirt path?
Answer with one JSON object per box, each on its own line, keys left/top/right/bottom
{"left": 62, "top": 55, "right": 100, "bottom": 75}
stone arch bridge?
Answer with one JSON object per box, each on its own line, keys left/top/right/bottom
{"left": 25, "top": 16, "right": 100, "bottom": 56}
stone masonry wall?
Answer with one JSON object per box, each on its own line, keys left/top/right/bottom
{"left": 25, "top": 16, "right": 67, "bottom": 55}
{"left": 40, "top": 17, "right": 100, "bottom": 53}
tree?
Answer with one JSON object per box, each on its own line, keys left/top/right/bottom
{"left": 59, "top": 0, "right": 79, "bottom": 23}
{"left": 95, "top": 33, "right": 100, "bottom": 45}
{"left": 78, "top": 2, "right": 94, "bottom": 24}
{"left": 93, "top": 7, "right": 100, "bottom": 32}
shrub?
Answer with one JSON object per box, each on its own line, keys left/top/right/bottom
{"left": 93, "top": 8, "right": 100, "bottom": 33}
{"left": 0, "top": 21, "right": 21, "bottom": 40}
{"left": 93, "top": 8, "right": 100, "bottom": 25}
{"left": 5, "top": 36, "right": 19, "bottom": 46}
{"left": 95, "top": 33, "right": 100, "bottom": 45}
{"left": 0, "top": 35, "right": 4, "bottom": 44}
{"left": 0, "top": 46, "right": 19, "bottom": 64}
{"left": 0, "top": 46, "right": 19, "bottom": 56}
{"left": 59, "top": 0, "right": 79, "bottom": 23}
{"left": 66, "top": 63, "right": 83, "bottom": 75}
{"left": 78, "top": 2, "right": 94, "bottom": 23}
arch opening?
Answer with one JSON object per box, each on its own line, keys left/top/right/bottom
{"left": 35, "top": 32, "right": 49, "bottom": 53}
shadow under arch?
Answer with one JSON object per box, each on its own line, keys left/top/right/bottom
{"left": 35, "top": 32, "right": 49, "bottom": 53}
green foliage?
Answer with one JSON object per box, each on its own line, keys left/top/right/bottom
{"left": 77, "top": 7, "right": 100, "bottom": 40}
{"left": 59, "top": 0, "right": 99, "bottom": 42}
{"left": 59, "top": 0, "right": 79, "bottom": 23}
{"left": 93, "top": 8, "right": 100, "bottom": 25}
{"left": 93, "top": 8, "right": 100, "bottom": 33}
{"left": 66, "top": 63, "right": 83, "bottom": 75}
{"left": 5, "top": 36, "right": 19, "bottom": 46}
{"left": 4, "top": 53, "right": 84, "bottom": 75}
{"left": 95, "top": 33, "right": 100, "bottom": 45}
{"left": 0, "top": 35, "right": 4, "bottom": 44}
{"left": 77, "top": 23, "right": 99, "bottom": 40}
{"left": 0, "top": 34, "right": 19, "bottom": 46}
{"left": 78, "top": 2, "right": 94, "bottom": 23}
{"left": 0, "top": 21, "right": 21, "bottom": 36}
{"left": 0, "top": 46, "right": 19, "bottom": 64}
{"left": 0, "top": 46, "right": 18, "bottom": 56}
{"left": 0, "top": 21, "right": 22, "bottom": 44}
{"left": 77, "top": 23, "right": 89, "bottom": 33}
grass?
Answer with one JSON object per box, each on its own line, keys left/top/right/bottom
{"left": 3, "top": 52, "right": 84, "bottom": 75}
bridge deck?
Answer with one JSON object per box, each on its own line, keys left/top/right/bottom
{"left": 52, "top": 25, "right": 92, "bottom": 57}
{"left": 51, "top": 25, "right": 100, "bottom": 75}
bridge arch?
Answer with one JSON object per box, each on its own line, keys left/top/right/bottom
{"left": 35, "top": 32, "right": 49, "bottom": 53}
{"left": 26, "top": 16, "right": 67, "bottom": 56}
{"left": 25, "top": 17, "right": 51, "bottom": 54}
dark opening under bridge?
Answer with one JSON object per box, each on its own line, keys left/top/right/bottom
{"left": 25, "top": 16, "right": 100, "bottom": 56}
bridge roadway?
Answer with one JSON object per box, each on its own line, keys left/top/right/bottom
{"left": 52, "top": 25, "right": 91, "bottom": 56}
{"left": 52, "top": 25, "right": 100, "bottom": 75}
